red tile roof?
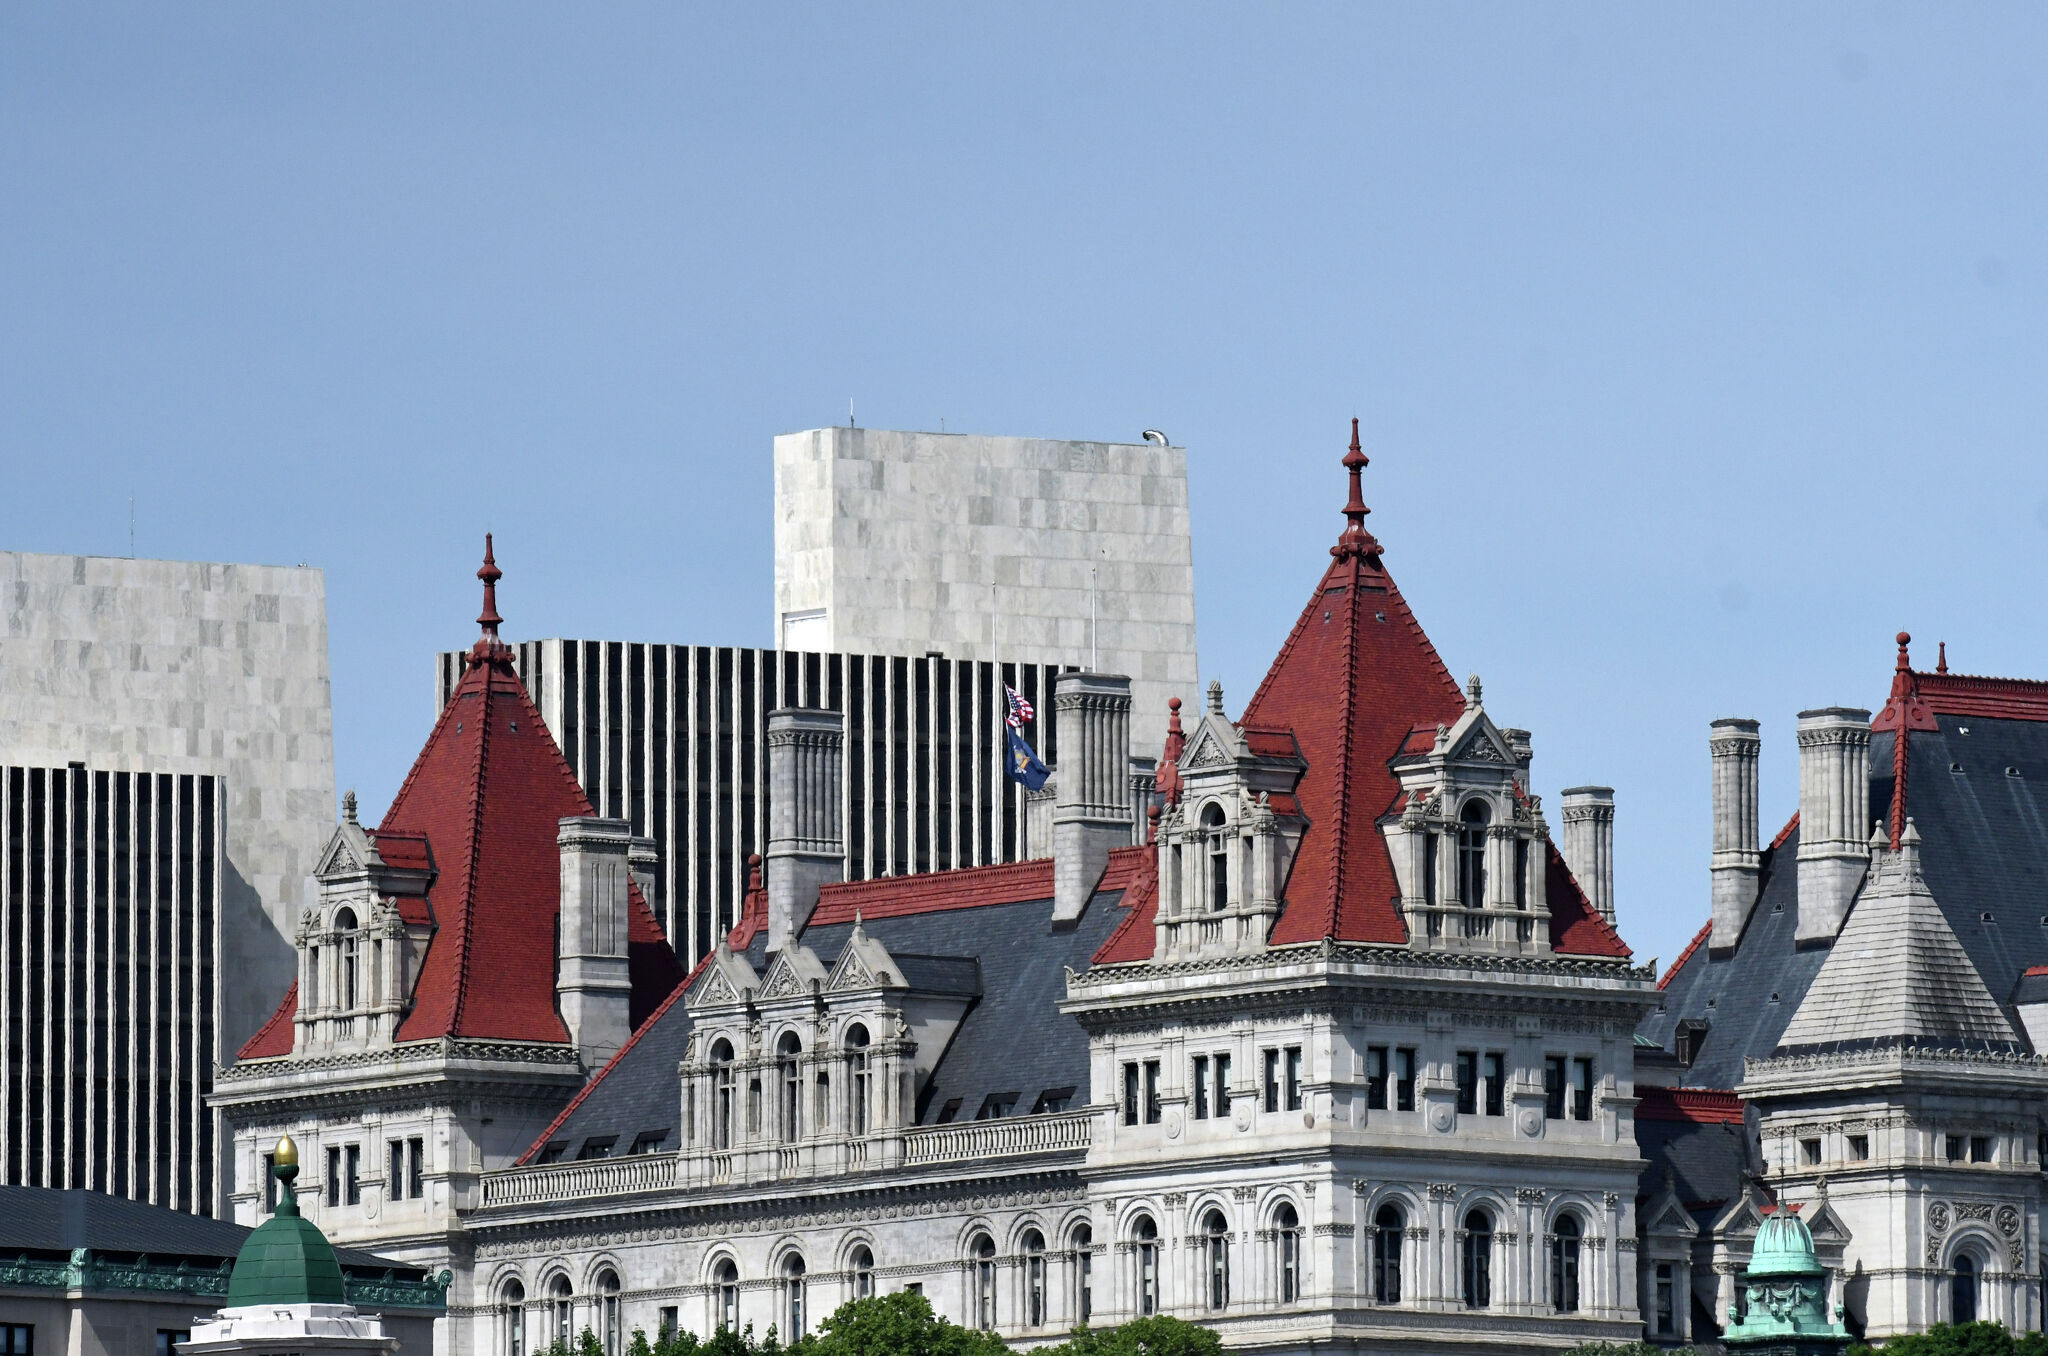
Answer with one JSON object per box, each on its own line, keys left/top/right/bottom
{"left": 1089, "top": 846, "right": 1162, "bottom": 964}
{"left": 238, "top": 545, "right": 684, "bottom": 1056}
{"left": 1906, "top": 670, "right": 2048, "bottom": 723}
{"left": 811, "top": 857, "right": 1057, "bottom": 926}
{"left": 236, "top": 980, "right": 298, "bottom": 1058}
{"left": 1636, "top": 1086, "right": 1745, "bottom": 1125}
{"left": 1242, "top": 452, "right": 1466, "bottom": 948}
{"left": 1546, "top": 844, "right": 1632, "bottom": 958}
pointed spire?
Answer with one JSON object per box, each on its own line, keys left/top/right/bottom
{"left": 1890, "top": 632, "right": 1911, "bottom": 850}
{"left": 1937, "top": 641, "right": 1948, "bottom": 674}
{"left": 1331, "top": 417, "right": 1384, "bottom": 561}
{"left": 477, "top": 533, "right": 503, "bottom": 636}
{"left": 747, "top": 852, "right": 764, "bottom": 894}
{"left": 1157, "top": 697, "right": 1186, "bottom": 805}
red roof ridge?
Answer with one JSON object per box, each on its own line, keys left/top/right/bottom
{"left": 2024, "top": 964, "right": 2048, "bottom": 978}
{"left": 1660, "top": 921, "right": 1713, "bottom": 990}
{"left": 237, "top": 979, "right": 298, "bottom": 1059}
{"left": 809, "top": 856, "right": 1057, "bottom": 926}
{"left": 1636, "top": 1086, "right": 1745, "bottom": 1124}
{"left": 515, "top": 944, "right": 714, "bottom": 1167}
{"left": 1768, "top": 810, "right": 1800, "bottom": 852}
{"left": 1090, "top": 845, "right": 1161, "bottom": 965}
{"left": 1546, "top": 842, "right": 1632, "bottom": 958}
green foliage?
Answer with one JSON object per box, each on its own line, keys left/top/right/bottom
{"left": 1039, "top": 1316, "right": 1222, "bottom": 1356}
{"left": 622, "top": 1298, "right": 1226, "bottom": 1356}
{"left": 1849, "top": 1322, "right": 2048, "bottom": 1355}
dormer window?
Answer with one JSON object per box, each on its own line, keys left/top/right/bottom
{"left": 1458, "top": 802, "right": 1489, "bottom": 906}
{"left": 1203, "top": 803, "right": 1229, "bottom": 911}
{"left": 845, "top": 1024, "right": 871, "bottom": 1136}
{"left": 777, "top": 1032, "right": 803, "bottom": 1141}
{"left": 710, "top": 1039, "right": 735, "bottom": 1149}
{"left": 335, "top": 908, "right": 360, "bottom": 1011}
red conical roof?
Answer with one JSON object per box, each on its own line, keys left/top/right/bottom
{"left": 238, "top": 540, "right": 683, "bottom": 1057}
{"left": 1244, "top": 423, "right": 1464, "bottom": 944}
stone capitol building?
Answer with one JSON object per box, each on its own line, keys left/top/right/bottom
{"left": 210, "top": 425, "right": 2048, "bottom": 1354}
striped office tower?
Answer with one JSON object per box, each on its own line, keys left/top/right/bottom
{"left": 1, "top": 765, "right": 223, "bottom": 1214}
{"left": 438, "top": 642, "right": 1155, "bottom": 965}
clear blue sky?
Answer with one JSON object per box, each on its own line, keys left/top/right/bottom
{"left": 5, "top": 5, "right": 2046, "bottom": 972}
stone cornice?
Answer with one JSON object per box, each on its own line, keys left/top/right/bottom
{"left": 1741, "top": 1043, "right": 2048, "bottom": 1099}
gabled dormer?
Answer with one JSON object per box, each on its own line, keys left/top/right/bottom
{"left": 1152, "top": 680, "right": 1308, "bottom": 960}
{"left": 294, "top": 791, "right": 436, "bottom": 1052}
{"left": 1382, "top": 675, "right": 1553, "bottom": 954}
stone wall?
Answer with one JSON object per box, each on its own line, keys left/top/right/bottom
{"left": 0, "top": 551, "right": 335, "bottom": 1052}
{"left": 772, "top": 429, "right": 1200, "bottom": 752}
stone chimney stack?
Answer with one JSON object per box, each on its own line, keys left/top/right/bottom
{"left": 1708, "top": 718, "right": 1762, "bottom": 953}
{"left": 557, "top": 816, "right": 634, "bottom": 1069}
{"left": 627, "top": 835, "right": 659, "bottom": 912}
{"left": 1558, "top": 787, "right": 1616, "bottom": 923}
{"left": 766, "top": 707, "right": 845, "bottom": 953}
{"left": 1795, "top": 707, "right": 1872, "bottom": 945}
{"left": 1053, "top": 672, "right": 1132, "bottom": 923}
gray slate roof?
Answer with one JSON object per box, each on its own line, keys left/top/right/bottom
{"left": 534, "top": 879, "right": 1131, "bottom": 1158}
{"left": 1643, "top": 717, "right": 2048, "bottom": 1086}
{"left": 1776, "top": 823, "right": 2019, "bottom": 1052}
{"left": 0, "top": 1185, "right": 423, "bottom": 1273}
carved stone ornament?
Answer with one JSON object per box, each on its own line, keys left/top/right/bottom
{"left": 1164, "top": 1110, "right": 1183, "bottom": 1141}
{"left": 1519, "top": 1109, "right": 1542, "bottom": 1138}
{"left": 1997, "top": 1204, "right": 2022, "bottom": 1238}
{"left": 1927, "top": 1201, "right": 1950, "bottom": 1235}
{"left": 1232, "top": 1101, "right": 1254, "bottom": 1133}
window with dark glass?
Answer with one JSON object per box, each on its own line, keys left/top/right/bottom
{"left": 1514, "top": 837, "right": 1529, "bottom": 909}
{"left": 778, "top": 1032, "right": 803, "bottom": 1141}
{"left": 1072, "top": 1225, "right": 1094, "bottom": 1323}
{"left": 1024, "top": 1231, "right": 1046, "bottom": 1326}
{"left": 1263, "top": 1049, "right": 1281, "bottom": 1112}
{"left": 1954, "top": 1253, "right": 1979, "bottom": 1322}
{"left": 846, "top": 1025, "right": 871, "bottom": 1134}
{"left": 1971, "top": 1136, "right": 1992, "bottom": 1163}
{"left": 1135, "top": 1216, "right": 1159, "bottom": 1316}
{"left": 1461, "top": 1208, "right": 1492, "bottom": 1309}
{"left": 1275, "top": 1203, "right": 1301, "bottom": 1303}
{"left": 1366, "top": 1046, "right": 1388, "bottom": 1110}
{"left": 1213, "top": 1052, "right": 1231, "bottom": 1116}
{"left": 972, "top": 1235, "right": 997, "bottom": 1331}
{"left": 1423, "top": 833, "right": 1438, "bottom": 906}
{"left": 1123, "top": 1063, "right": 1141, "bottom": 1126}
{"left": 1457, "top": 801, "right": 1489, "bottom": 905}
{"left": 1203, "top": 1210, "right": 1230, "bottom": 1310}
{"left": 1946, "top": 1134, "right": 1966, "bottom": 1162}
{"left": 712, "top": 1040, "right": 736, "bottom": 1148}
{"left": 1193, "top": 1055, "right": 1210, "bottom": 1119}
{"left": 597, "top": 1271, "right": 622, "bottom": 1356}
{"left": 1848, "top": 1133, "right": 1869, "bottom": 1161}
{"left": 1284, "top": 1046, "right": 1303, "bottom": 1111}
{"left": 1372, "top": 1204, "right": 1404, "bottom": 1304}
{"left": 1544, "top": 1056, "right": 1567, "bottom": 1120}
{"left": 1144, "top": 1060, "right": 1162, "bottom": 1124}
{"left": 1800, "top": 1138, "right": 1821, "bottom": 1166}
{"left": 344, "top": 1144, "right": 361, "bottom": 1205}
{"left": 1654, "top": 1263, "right": 1675, "bottom": 1335}
{"left": 715, "top": 1260, "right": 739, "bottom": 1331}
{"left": 1551, "top": 1215, "right": 1581, "bottom": 1313}
{"left": 1455, "top": 1051, "right": 1478, "bottom": 1116}
{"left": 1571, "top": 1057, "right": 1595, "bottom": 1121}
{"left": 1484, "top": 1054, "right": 1505, "bottom": 1116}
{"left": 501, "top": 1279, "right": 526, "bottom": 1356}
{"left": 783, "top": 1254, "right": 807, "bottom": 1338}
{"left": 1203, "top": 803, "right": 1229, "bottom": 911}
{"left": 1394, "top": 1049, "right": 1416, "bottom": 1112}
{"left": 155, "top": 1332, "right": 188, "bottom": 1355}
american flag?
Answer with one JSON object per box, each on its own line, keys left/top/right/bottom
{"left": 1003, "top": 685, "right": 1034, "bottom": 730}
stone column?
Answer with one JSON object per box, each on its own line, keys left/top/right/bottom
{"left": 766, "top": 708, "right": 845, "bottom": 954}
{"left": 1052, "top": 673, "right": 1132, "bottom": 923}
{"left": 1558, "top": 787, "right": 1615, "bottom": 923}
{"left": 1709, "top": 718, "right": 1762, "bottom": 952}
{"left": 1796, "top": 708, "right": 1872, "bottom": 945}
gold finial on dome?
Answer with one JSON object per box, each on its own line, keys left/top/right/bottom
{"left": 274, "top": 1133, "right": 299, "bottom": 1170}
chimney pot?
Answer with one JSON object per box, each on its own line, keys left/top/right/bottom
{"left": 766, "top": 708, "right": 846, "bottom": 953}
{"left": 1795, "top": 707, "right": 1873, "bottom": 945}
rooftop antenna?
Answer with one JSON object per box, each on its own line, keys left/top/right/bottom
{"left": 849, "top": 398, "right": 855, "bottom": 429}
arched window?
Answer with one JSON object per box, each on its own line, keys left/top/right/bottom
{"left": 850, "top": 1245, "right": 874, "bottom": 1300}
{"left": 713, "top": 1258, "right": 739, "bottom": 1331}
{"left": 1953, "top": 1252, "right": 1979, "bottom": 1324}
{"left": 1023, "top": 1230, "right": 1047, "bottom": 1327}
{"left": 783, "top": 1254, "right": 807, "bottom": 1339}
{"left": 1274, "top": 1203, "right": 1301, "bottom": 1304}
{"left": 971, "top": 1233, "right": 998, "bottom": 1330}
{"left": 596, "top": 1270, "right": 621, "bottom": 1356}
{"left": 1202, "top": 804, "right": 1229, "bottom": 912}
{"left": 500, "top": 1279, "right": 526, "bottom": 1356}
{"left": 1134, "top": 1216, "right": 1159, "bottom": 1316}
{"left": 1461, "top": 1208, "right": 1493, "bottom": 1309}
{"left": 1551, "top": 1214, "right": 1582, "bottom": 1314}
{"left": 846, "top": 1024, "right": 871, "bottom": 1135}
{"left": 778, "top": 1032, "right": 803, "bottom": 1141}
{"left": 548, "top": 1275, "right": 574, "bottom": 1346}
{"left": 711, "top": 1040, "right": 736, "bottom": 1149}
{"left": 1071, "top": 1225, "right": 1094, "bottom": 1323}
{"left": 1203, "top": 1210, "right": 1230, "bottom": 1310}
{"left": 1458, "top": 802, "right": 1489, "bottom": 906}
{"left": 1372, "top": 1204, "right": 1404, "bottom": 1304}
{"left": 335, "top": 907, "right": 360, "bottom": 1010}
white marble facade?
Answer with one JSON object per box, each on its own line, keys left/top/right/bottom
{"left": 772, "top": 428, "right": 1200, "bottom": 757}
{"left": 0, "top": 551, "right": 335, "bottom": 1054}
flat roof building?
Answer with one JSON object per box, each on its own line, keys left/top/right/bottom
{"left": 773, "top": 428, "right": 1200, "bottom": 754}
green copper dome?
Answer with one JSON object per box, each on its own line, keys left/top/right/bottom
{"left": 226, "top": 1136, "right": 348, "bottom": 1306}
{"left": 1723, "top": 1207, "right": 1851, "bottom": 1351}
